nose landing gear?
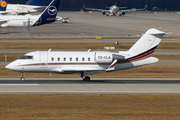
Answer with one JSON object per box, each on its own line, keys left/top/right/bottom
{"left": 20, "top": 72, "right": 25, "bottom": 81}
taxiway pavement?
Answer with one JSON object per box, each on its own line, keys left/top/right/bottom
{"left": 1, "top": 12, "right": 180, "bottom": 37}
{"left": 0, "top": 78, "right": 180, "bottom": 94}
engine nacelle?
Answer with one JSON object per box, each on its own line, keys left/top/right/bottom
{"left": 102, "top": 11, "right": 106, "bottom": 15}
{"left": 95, "top": 52, "right": 113, "bottom": 63}
{"left": 122, "top": 11, "right": 125, "bottom": 15}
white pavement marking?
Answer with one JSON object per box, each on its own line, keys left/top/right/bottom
{"left": 0, "top": 84, "right": 39, "bottom": 86}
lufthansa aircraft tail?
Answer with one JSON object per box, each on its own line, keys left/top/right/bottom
{"left": 25, "top": 0, "right": 44, "bottom": 6}
{"left": 127, "top": 28, "right": 166, "bottom": 61}
{"left": 34, "top": 0, "right": 60, "bottom": 26}
{"left": 0, "top": 0, "right": 8, "bottom": 11}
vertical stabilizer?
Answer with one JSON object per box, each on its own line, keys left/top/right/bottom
{"left": 0, "top": 0, "right": 8, "bottom": 11}
{"left": 34, "top": 0, "right": 60, "bottom": 26}
{"left": 128, "top": 28, "right": 166, "bottom": 57}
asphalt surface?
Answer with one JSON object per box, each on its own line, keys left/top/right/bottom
{"left": 1, "top": 12, "right": 180, "bottom": 37}
{"left": 0, "top": 78, "right": 180, "bottom": 93}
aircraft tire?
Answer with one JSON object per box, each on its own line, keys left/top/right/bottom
{"left": 21, "top": 77, "right": 25, "bottom": 81}
{"left": 85, "top": 76, "right": 90, "bottom": 81}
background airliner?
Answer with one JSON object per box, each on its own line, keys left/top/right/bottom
{"left": 0, "top": 0, "right": 46, "bottom": 15}
{"left": 6, "top": 28, "right": 166, "bottom": 81}
{"left": 84, "top": 2, "right": 147, "bottom": 16}
{"left": 0, "top": 0, "right": 61, "bottom": 27}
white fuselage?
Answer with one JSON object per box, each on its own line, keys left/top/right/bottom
{"left": 0, "top": 4, "right": 44, "bottom": 15}
{"left": 109, "top": 5, "right": 119, "bottom": 14}
{"left": 0, "top": 14, "right": 39, "bottom": 27}
{"left": 5, "top": 51, "right": 157, "bottom": 74}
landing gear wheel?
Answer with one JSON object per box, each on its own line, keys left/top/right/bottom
{"left": 21, "top": 77, "right": 25, "bottom": 81}
{"left": 84, "top": 76, "right": 90, "bottom": 81}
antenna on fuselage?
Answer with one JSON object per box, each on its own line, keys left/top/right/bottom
{"left": 48, "top": 48, "right": 51, "bottom": 51}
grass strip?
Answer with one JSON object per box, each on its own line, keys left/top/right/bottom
{"left": 0, "top": 42, "right": 179, "bottom": 50}
{"left": 0, "top": 94, "right": 180, "bottom": 120}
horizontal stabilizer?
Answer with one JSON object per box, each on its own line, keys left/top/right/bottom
{"left": 150, "top": 31, "right": 166, "bottom": 35}
{"left": 132, "top": 57, "right": 159, "bottom": 67}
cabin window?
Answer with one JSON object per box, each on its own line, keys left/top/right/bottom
{"left": 64, "top": 57, "right": 66, "bottom": 61}
{"left": 70, "top": 57, "right": 72, "bottom": 61}
{"left": 51, "top": 57, "right": 54, "bottom": 61}
{"left": 82, "top": 58, "right": 85, "bottom": 61}
{"left": 76, "top": 58, "right": 78, "bottom": 61}
{"left": 88, "top": 58, "right": 90, "bottom": 61}
{"left": 19, "top": 55, "right": 33, "bottom": 60}
{"left": 57, "top": 57, "right": 60, "bottom": 61}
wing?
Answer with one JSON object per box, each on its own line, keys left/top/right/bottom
{"left": 0, "top": 11, "right": 9, "bottom": 15}
{"left": 84, "top": 5, "right": 109, "bottom": 12}
{"left": 118, "top": 5, "right": 147, "bottom": 12}
{"left": 0, "top": 19, "right": 8, "bottom": 27}
{"left": 33, "top": 6, "right": 46, "bottom": 11}
{"left": 50, "top": 67, "right": 106, "bottom": 76}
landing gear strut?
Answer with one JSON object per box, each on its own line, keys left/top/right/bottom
{"left": 20, "top": 72, "right": 25, "bottom": 81}
{"left": 81, "top": 72, "right": 91, "bottom": 81}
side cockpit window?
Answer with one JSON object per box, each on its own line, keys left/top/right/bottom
{"left": 19, "top": 55, "right": 33, "bottom": 60}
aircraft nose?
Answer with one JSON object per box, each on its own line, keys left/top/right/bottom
{"left": 5, "top": 64, "right": 11, "bottom": 69}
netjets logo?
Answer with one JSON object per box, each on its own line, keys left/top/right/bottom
{"left": 0, "top": 0, "right": 7, "bottom": 8}
{"left": 47, "top": 6, "right": 57, "bottom": 16}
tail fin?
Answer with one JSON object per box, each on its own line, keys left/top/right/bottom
{"left": 25, "top": 0, "right": 44, "bottom": 6}
{"left": 144, "top": 2, "right": 148, "bottom": 11}
{"left": 0, "top": 0, "right": 8, "bottom": 11}
{"left": 34, "top": 0, "right": 60, "bottom": 26}
{"left": 127, "top": 28, "right": 166, "bottom": 60}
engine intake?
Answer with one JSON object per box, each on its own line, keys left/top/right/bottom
{"left": 102, "top": 11, "right": 106, "bottom": 15}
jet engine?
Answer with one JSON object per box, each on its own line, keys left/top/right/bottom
{"left": 119, "top": 11, "right": 126, "bottom": 16}
{"left": 95, "top": 52, "right": 125, "bottom": 63}
{"left": 95, "top": 52, "right": 113, "bottom": 63}
{"left": 102, "top": 11, "right": 106, "bottom": 15}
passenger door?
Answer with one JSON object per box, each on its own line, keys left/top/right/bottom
{"left": 40, "top": 51, "right": 48, "bottom": 67}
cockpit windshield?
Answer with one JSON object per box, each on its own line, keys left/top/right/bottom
{"left": 19, "top": 55, "right": 33, "bottom": 60}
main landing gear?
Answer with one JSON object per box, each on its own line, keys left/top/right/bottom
{"left": 20, "top": 72, "right": 25, "bottom": 81}
{"left": 81, "top": 72, "right": 91, "bottom": 81}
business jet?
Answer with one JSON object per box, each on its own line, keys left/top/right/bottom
{"left": 84, "top": 3, "right": 147, "bottom": 16}
{"left": 0, "top": 0, "right": 46, "bottom": 15}
{"left": 0, "top": 0, "right": 61, "bottom": 27}
{"left": 6, "top": 28, "right": 166, "bottom": 81}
